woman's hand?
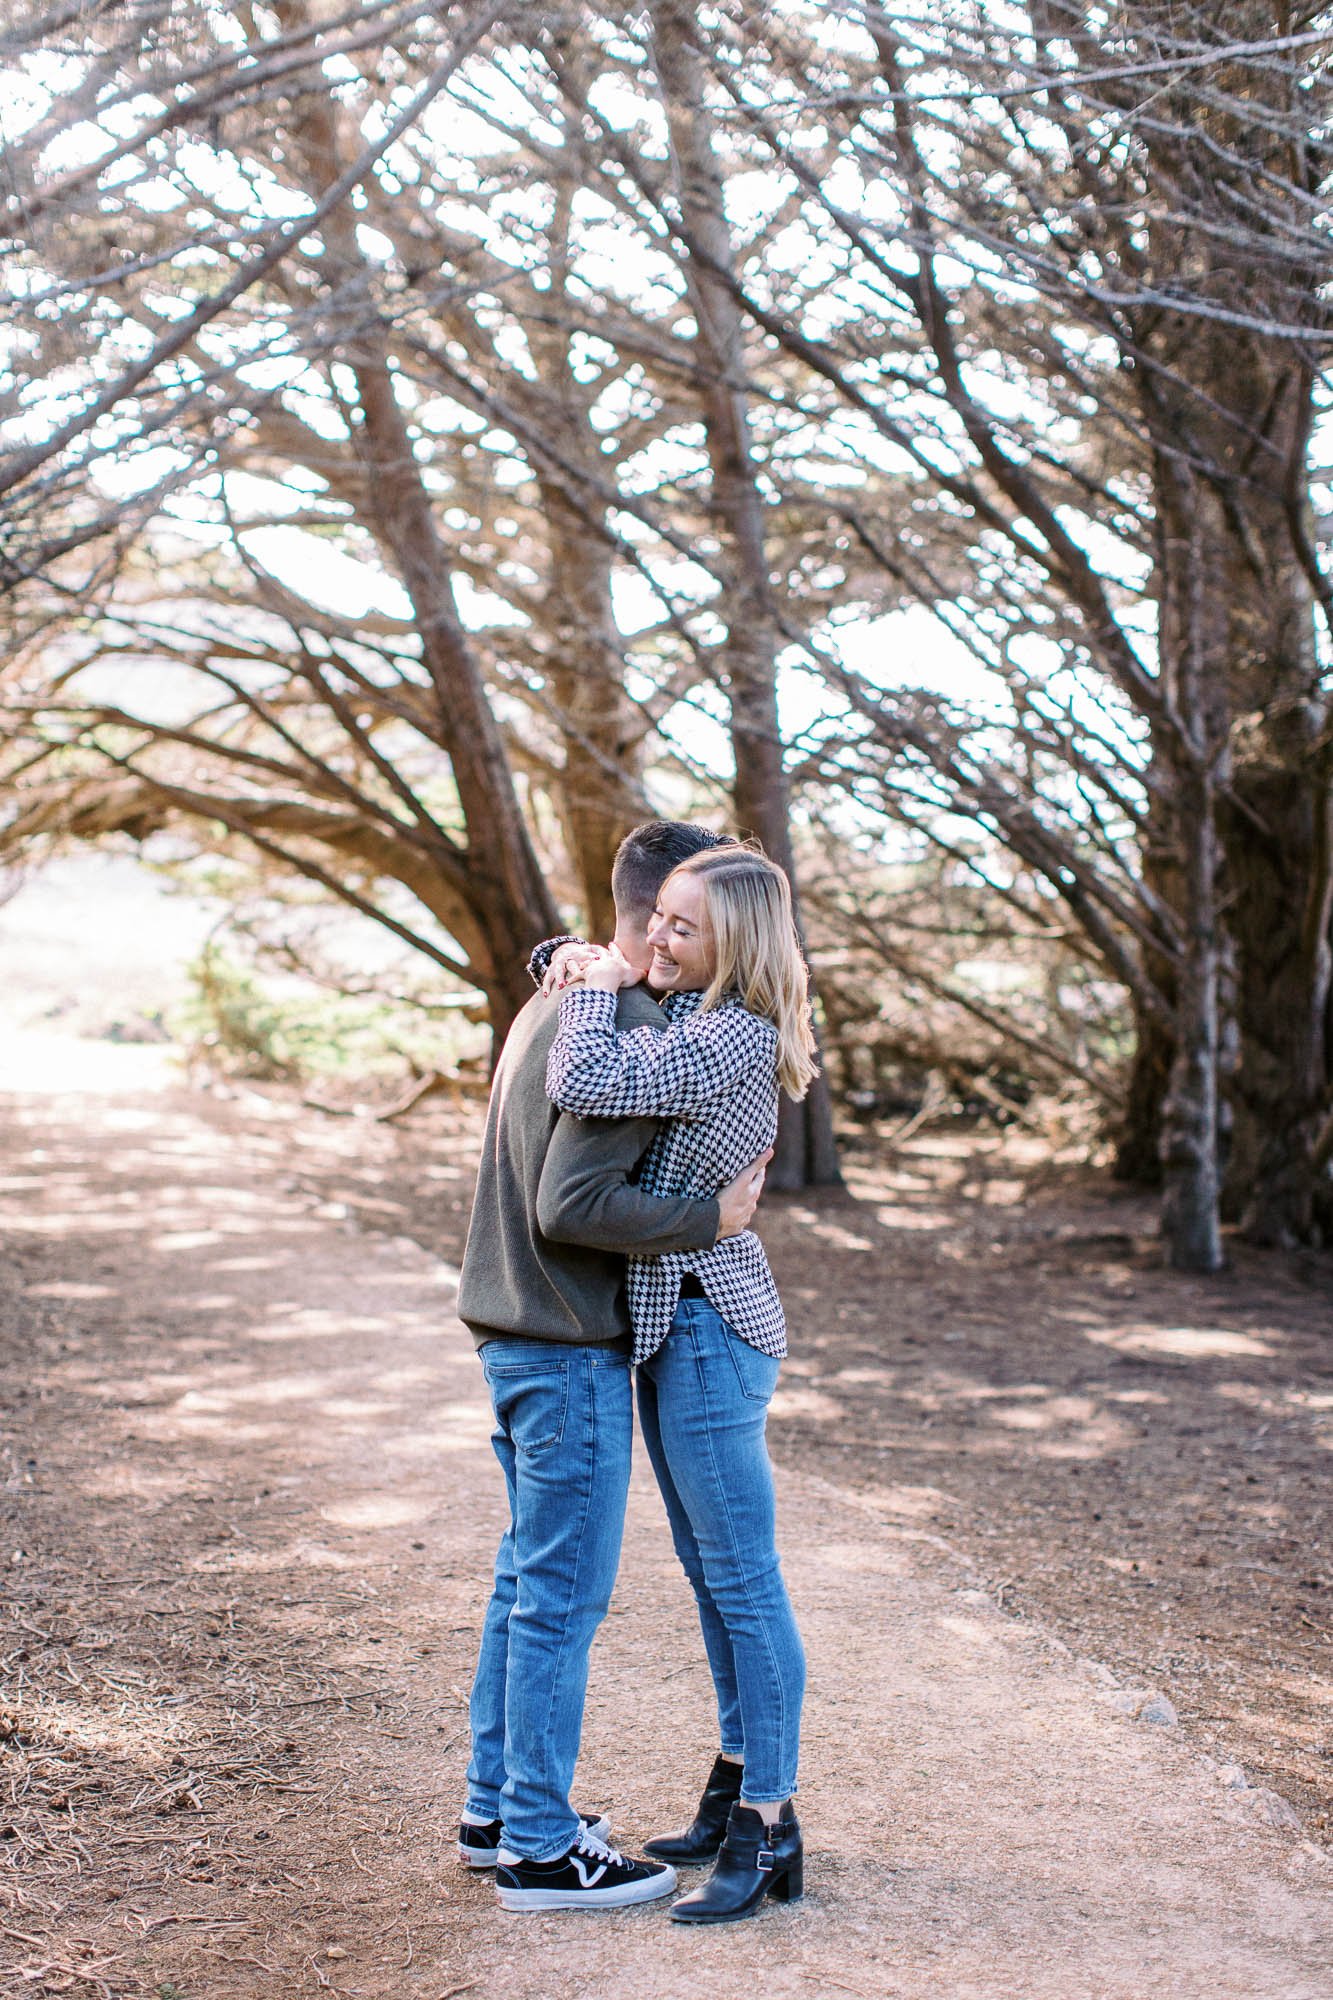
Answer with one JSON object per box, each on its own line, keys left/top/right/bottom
{"left": 579, "top": 944, "right": 642, "bottom": 993}
{"left": 542, "top": 941, "right": 642, "bottom": 995}
{"left": 541, "top": 941, "right": 604, "bottom": 997}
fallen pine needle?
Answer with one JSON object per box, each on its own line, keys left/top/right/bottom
{"left": 131, "top": 1911, "right": 247, "bottom": 1934}
{"left": 1, "top": 1925, "right": 48, "bottom": 1949}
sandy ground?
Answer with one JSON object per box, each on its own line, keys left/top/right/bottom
{"left": 2, "top": 1055, "right": 1331, "bottom": 2000}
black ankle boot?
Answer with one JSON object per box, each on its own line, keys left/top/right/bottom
{"left": 643, "top": 1754, "right": 744, "bottom": 1864}
{"left": 669, "top": 1800, "right": 803, "bottom": 1923}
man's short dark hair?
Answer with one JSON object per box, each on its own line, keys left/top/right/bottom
{"left": 611, "top": 821, "right": 737, "bottom": 922}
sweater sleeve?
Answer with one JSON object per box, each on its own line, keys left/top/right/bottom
{"left": 546, "top": 986, "right": 776, "bottom": 1120}
{"left": 536, "top": 1110, "right": 720, "bottom": 1253}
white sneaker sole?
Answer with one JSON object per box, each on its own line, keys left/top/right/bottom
{"left": 458, "top": 1843, "right": 499, "bottom": 1870}
{"left": 496, "top": 1865, "right": 677, "bottom": 1912}
{"left": 459, "top": 1813, "right": 611, "bottom": 1870}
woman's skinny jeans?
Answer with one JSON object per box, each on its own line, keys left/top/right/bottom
{"left": 636, "top": 1293, "right": 805, "bottom": 1803}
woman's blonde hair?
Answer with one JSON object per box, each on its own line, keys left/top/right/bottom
{"left": 665, "top": 846, "right": 818, "bottom": 1100}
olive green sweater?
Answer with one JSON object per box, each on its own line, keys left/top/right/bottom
{"left": 458, "top": 986, "right": 719, "bottom": 1350}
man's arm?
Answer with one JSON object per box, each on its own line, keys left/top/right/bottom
{"left": 536, "top": 1107, "right": 719, "bottom": 1254}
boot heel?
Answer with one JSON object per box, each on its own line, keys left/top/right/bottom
{"left": 670, "top": 1803, "right": 802, "bottom": 1924}
{"left": 770, "top": 1857, "right": 803, "bottom": 1902}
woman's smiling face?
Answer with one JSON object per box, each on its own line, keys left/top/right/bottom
{"left": 645, "top": 870, "right": 713, "bottom": 993}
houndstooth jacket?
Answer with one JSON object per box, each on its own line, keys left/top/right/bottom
{"left": 545, "top": 985, "right": 786, "bottom": 1365}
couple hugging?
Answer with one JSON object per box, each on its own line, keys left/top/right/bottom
{"left": 455, "top": 821, "right": 815, "bottom": 1924}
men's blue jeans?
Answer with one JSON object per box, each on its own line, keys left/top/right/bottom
{"left": 636, "top": 1295, "right": 805, "bottom": 1803}
{"left": 466, "top": 1338, "right": 633, "bottom": 1861}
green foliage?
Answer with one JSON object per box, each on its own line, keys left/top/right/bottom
{"left": 172, "top": 944, "right": 466, "bottom": 1082}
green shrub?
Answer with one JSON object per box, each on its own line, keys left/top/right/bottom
{"left": 172, "top": 944, "right": 465, "bottom": 1081}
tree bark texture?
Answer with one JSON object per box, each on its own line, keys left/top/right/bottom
{"left": 653, "top": 0, "right": 839, "bottom": 1186}
{"left": 526, "top": 172, "right": 647, "bottom": 938}
{"left": 542, "top": 484, "right": 646, "bottom": 939}
{"left": 1135, "top": 7, "right": 1332, "bottom": 1246}
{"left": 278, "top": 14, "right": 559, "bottom": 1043}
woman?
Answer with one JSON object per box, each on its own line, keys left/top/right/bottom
{"left": 542, "top": 844, "right": 816, "bottom": 1925}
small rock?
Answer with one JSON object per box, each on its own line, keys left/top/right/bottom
{"left": 1214, "top": 1762, "right": 1248, "bottom": 1791}
{"left": 1078, "top": 1657, "right": 1118, "bottom": 1688}
{"left": 1094, "top": 1681, "right": 1178, "bottom": 1727}
{"left": 1138, "top": 1695, "right": 1179, "bottom": 1728}
{"left": 1247, "top": 1787, "right": 1302, "bottom": 1832}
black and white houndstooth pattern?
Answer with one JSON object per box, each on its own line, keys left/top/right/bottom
{"left": 527, "top": 935, "right": 582, "bottom": 988}
{"left": 546, "top": 986, "right": 786, "bottom": 1365}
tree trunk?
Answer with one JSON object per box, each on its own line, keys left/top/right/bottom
{"left": 1112, "top": 827, "right": 1182, "bottom": 1185}
{"left": 278, "top": 31, "right": 558, "bottom": 1044}
{"left": 1133, "top": 9, "right": 1332, "bottom": 1246}
{"left": 1157, "top": 762, "right": 1225, "bottom": 1272}
{"left": 1147, "top": 438, "right": 1230, "bottom": 1271}
{"left": 732, "top": 675, "right": 841, "bottom": 1184}
{"left": 1215, "top": 521, "right": 1332, "bottom": 1242}
{"left": 520, "top": 78, "right": 649, "bottom": 938}
{"left": 1140, "top": 355, "right": 1329, "bottom": 1247}
{"left": 1114, "top": 1005, "right": 1170, "bottom": 1187}
{"left": 348, "top": 362, "right": 559, "bottom": 1033}
{"left": 543, "top": 487, "right": 646, "bottom": 939}
{"left": 653, "top": 0, "right": 839, "bottom": 1187}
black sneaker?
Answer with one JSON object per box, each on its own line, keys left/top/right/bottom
{"left": 458, "top": 1808, "right": 609, "bottom": 1870}
{"left": 495, "top": 1831, "right": 677, "bottom": 1911}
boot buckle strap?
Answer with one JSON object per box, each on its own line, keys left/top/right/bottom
{"left": 756, "top": 1847, "right": 774, "bottom": 1871}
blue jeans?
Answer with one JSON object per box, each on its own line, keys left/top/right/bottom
{"left": 636, "top": 1296, "right": 805, "bottom": 1802}
{"left": 466, "top": 1338, "right": 633, "bottom": 1861}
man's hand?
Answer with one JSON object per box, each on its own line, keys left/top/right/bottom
{"left": 715, "top": 1149, "right": 773, "bottom": 1239}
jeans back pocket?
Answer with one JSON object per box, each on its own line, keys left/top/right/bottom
{"left": 720, "top": 1324, "right": 780, "bottom": 1404}
{"left": 484, "top": 1355, "right": 571, "bottom": 1455}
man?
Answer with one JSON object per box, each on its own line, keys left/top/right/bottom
{"left": 456, "top": 821, "right": 765, "bottom": 1913}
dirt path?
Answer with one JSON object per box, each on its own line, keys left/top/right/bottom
{"left": 2, "top": 1065, "right": 1330, "bottom": 2000}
